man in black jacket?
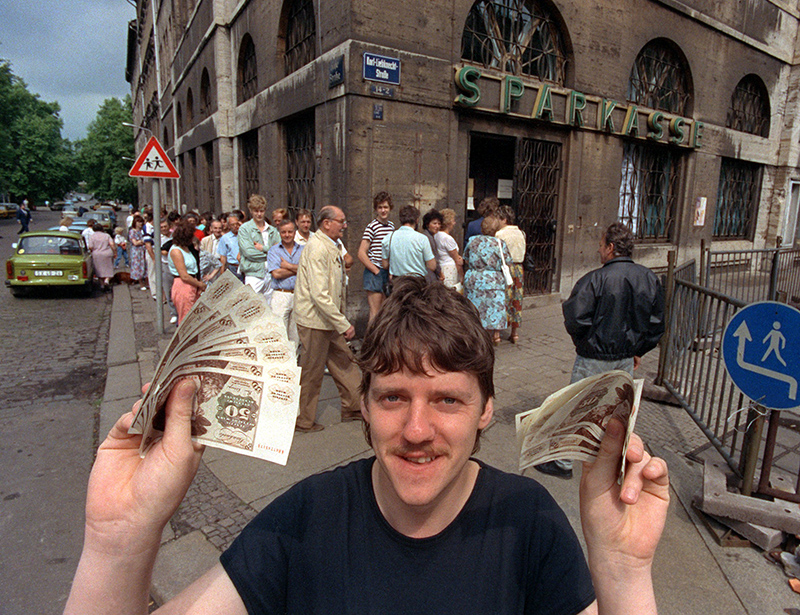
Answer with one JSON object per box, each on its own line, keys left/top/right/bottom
{"left": 536, "top": 222, "right": 665, "bottom": 479}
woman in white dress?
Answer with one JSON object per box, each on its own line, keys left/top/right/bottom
{"left": 434, "top": 208, "right": 464, "bottom": 290}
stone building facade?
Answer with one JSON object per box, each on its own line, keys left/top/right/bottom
{"left": 127, "top": 0, "right": 800, "bottom": 322}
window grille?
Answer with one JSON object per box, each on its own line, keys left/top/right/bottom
{"left": 203, "top": 143, "right": 215, "bottom": 208}
{"left": 285, "top": 113, "right": 315, "bottom": 214}
{"left": 618, "top": 141, "right": 679, "bottom": 242}
{"left": 461, "top": 0, "right": 566, "bottom": 83}
{"left": 241, "top": 130, "right": 259, "bottom": 201}
{"left": 238, "top": 35, "right": 258, "bottom": 104}
{"left": 727, "top": 75, "right": 770, "bottom": 137}
{"left": 714, "top": 158, "right": 761, "bottom": 239}
{"left": 628, "top": 40, "right": 690, "bottom": 114}
{"left": 176, "top": 102, "right": 183, "bottom": 134}
{"left": 284, "top": 0, "right": 316, "bottom": 76}
{"left": 186, "top": 88, "right": 194, "bottom": 128}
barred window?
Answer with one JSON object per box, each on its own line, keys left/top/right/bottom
{"left": 727, "top": 75, "right": 770, "bottom": 138}
{"left": 284, "top": 0, "right": 316, "bottom": 76}
{"left": 461, "top": 0, "right": 567, "bottom": 83}
{"left": 285, "top": 112, "right": 315, "bottom": 214}
{"left": 203, "top": 143, "right": 215, "bottom": 208}
{"left": 241, "top": 130, "right": 259, "bottom": 202}
{"left": 238, "top": 34, "right": 258, "bottom": 104}
{"left": 714, "top": 158, "right": 761, "bottom": 239}
{"left": 176, "top": 102, "right": 183, "bottom": 134}
{"left": 618, "top": 141, "right": 680, "bottom": 242}
{"left": 628, "top": 39, "right": 690, "bottom": 114}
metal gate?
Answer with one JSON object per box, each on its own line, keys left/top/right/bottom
{"left": 514, "top": 138, "right": 560, "bottom": 295}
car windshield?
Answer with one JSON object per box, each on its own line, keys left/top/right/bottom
{"left": 19, "top": 236, "right": 83, "bottom": 256}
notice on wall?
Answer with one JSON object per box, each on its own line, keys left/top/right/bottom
{"left": 467, "top": 178, "right": 475, "bottom": 210}
{"left": 694, "top": 196, "right": 707, "bottom": 227}
{"left": 498, "top": 179, "right": 513, "bottom": 200}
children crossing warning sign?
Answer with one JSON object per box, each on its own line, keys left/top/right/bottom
{"left": 128, "top": 136, "right": 180, "bottom": 179}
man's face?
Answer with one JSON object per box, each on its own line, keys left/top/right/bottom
{"left": 210, "top": 221, "right": 223, "bottom": 238}
{"left": 296, "top": 215, "right": 312, "bottom": 235}
{"left": 598, "top": 238, "right": 615, "bottom": 264}
{"left": 362, "top": 365, "right": 493, "bottom": 516}
{"left": 186, "top": 215, "right": 198, "bottom": 229}
{"left": 272, "top": 210, "right": 284, "bottom": 225}
{"left": 323, "top": 209, "right": 347, "bottom": 240}
{"left": 227, "top": 216, "right": 241, "bottom": 234}
{"left": 375, "top": 202, "right": 391, "bottom": 222}
{"left": 250, "top": 208, "right": 266, "bottom": 224}
{"left": 280, "top": 223, "right": 296, "bottom": 247}
{"left": 160, "top": 221, "right": 169, "bottom": 236}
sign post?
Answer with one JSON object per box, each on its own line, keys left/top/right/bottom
{"left": 129, "top": 136, "right": 180, "bottom": 334}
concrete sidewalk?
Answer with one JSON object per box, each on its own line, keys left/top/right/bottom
{"left": 101, "top": 285, "right": 796, "bottom": 613}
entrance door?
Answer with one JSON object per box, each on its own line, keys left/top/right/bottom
{"left": 514, "top": 138, "right": 561, "bottom": 295}
{"left": 468, "top": 133, "right": 515, "bottom": 223}
{"left": 782, "top": 180, "right": 800, "bottom": 249}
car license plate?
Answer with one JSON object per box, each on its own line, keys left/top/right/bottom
{"left": 34, "top": 270, "right": 63, "bottom": 277}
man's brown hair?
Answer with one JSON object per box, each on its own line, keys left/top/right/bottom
{"left": 604, "top": 222, "right": 634, "bottom": 257}
{"left": 477, "top": 196, "right": 500, "bottom": 217}
{"left": 373, "top": 191, "right": 393, "bottom": 210}
{"left": 358, "top": 277, "right": 495, "bottom": 452}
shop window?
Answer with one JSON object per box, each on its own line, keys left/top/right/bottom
{"left": 461, "top": 0, "right": 567, "bottom": 84}
{"left": 628, "top": 39, "right": 691, "bottom": 115}
{"left": 186, "top": 88, "right": 194, "bottom": 128}
{"left": 241, "top": 130, "right": 260, "bottom": 201}
{"left": 238, "top": 34, "right": 258, "bottom": 104}
{"left": 714, "top": 158, "right": 761, "bottom": 239}
{"left": 283, "top": 0, "right": 316, "bottom": 76}
{"left": 727, "top": 75, "right": 770, "bottom": 138}
{"left": 284, "top": 112, "right": 315, "bottom": 213}
{"left": 200, "top": 68, "right": 211, "bottom": 118}
{"left": 618, "top": 141, "right": 680, "bottom": 242}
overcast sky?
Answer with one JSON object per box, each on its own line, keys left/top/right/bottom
{"left": 1, "top": 0, "right": 135, "bottom": 142}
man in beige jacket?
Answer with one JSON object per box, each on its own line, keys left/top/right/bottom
{"left": 293, "top": 205, "right": 362, "bottom": 432}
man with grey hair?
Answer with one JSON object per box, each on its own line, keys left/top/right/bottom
{"left": 292, "top": 205, "right": 362, "bottom": 432}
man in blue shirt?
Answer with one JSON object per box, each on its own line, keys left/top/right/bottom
{"left": 267, "top": 218, "right": 303, "bottom": 348}
{"left": 381, "top": 205, "right": 436, "bottom": 279}
{"left": 217, "top": 211, "right": 244, "bottom": 281}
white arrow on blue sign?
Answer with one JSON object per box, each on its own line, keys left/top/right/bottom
{"left": 721, "top": 301, "right": 800, "bottom": 410}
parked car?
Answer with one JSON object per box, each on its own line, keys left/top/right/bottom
{"left": 0, "top": 203, "right": 18, "bottom": 219}
{"left": 49, "top": 220, "right": 90, "bottom": 234}
{"left": 80, "top": 211, "right": 113, "bottom": 231}
{"left": 50, "top": 201, "right": 69, "bottom": 211}
{"left": 5, "top": 231, "right": 94, "bottom": 297}
{"left": 92, "top": 205, "right": 117, "bottom": 226}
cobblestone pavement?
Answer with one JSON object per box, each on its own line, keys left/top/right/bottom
{"left": 0, "top": 211, "right": 113, "bottom": 614}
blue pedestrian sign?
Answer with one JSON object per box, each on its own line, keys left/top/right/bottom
{"left": 721, "top": 301, "right": 800, "bottom": 410}
{"left": 363, "top": 52, "right": 401, "bottom": 85}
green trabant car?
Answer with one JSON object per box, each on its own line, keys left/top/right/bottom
{"left": 5, "top": 231, "right": 94, "bottom": 297}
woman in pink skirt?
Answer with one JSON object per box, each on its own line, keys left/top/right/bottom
{"left": 87, "top": 222, "right": 115, "bottom": 291}
{"left": 168, "top": 221, "right": 206, "bottom": 323}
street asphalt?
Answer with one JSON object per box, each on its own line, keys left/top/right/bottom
{"left": 99, "top": 284, "right": 798, "bottom": 614}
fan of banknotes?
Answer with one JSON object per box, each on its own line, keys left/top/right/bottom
{"left": 129, "top": 270, "right": 300, "bottom": 465}
{"left": 515, "top": 371, "right": 644, "bottom": 483}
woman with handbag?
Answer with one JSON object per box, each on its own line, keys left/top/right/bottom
{"left": 463, "top": 214, "right": 514, "bottom": 345}
{"left": 495, "top": 206, "right": 526, "bottom": 343}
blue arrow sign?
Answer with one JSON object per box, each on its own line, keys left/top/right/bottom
{"left": 721, "top": 301, "right": 800, "bottom": 410}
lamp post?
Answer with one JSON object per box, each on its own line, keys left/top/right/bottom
{"left": 123, "top": 121, "right": 165, "bottom": 334}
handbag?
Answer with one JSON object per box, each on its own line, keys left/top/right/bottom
{"left": 497, "top": 238, "right": 513, "bottom": 286}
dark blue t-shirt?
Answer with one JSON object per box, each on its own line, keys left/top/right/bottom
{"left": 220, "top": 458, "right": 595, "bottom": 614}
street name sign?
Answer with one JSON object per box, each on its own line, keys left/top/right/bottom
{"left": 129, "top": 136, "right": 180, "bottom": 179}
{"left": 363, "top": 52, "right": 400, "bottom": 85}
{"left": 721, "top": 301, "right": 800, "bottom": 410}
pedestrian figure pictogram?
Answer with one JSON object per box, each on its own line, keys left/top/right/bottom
{"left": 761, "top": 322, "right": 787, "bottom": 366}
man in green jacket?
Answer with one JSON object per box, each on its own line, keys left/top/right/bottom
{"left": 237, "top": 194, "right": 280, "bottom": 297}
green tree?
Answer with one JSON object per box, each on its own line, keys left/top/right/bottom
{"left": 0, "top": 60, "right": 75, "bottom": 203}
{"left": 77, "top": 96, "right": 137, "bottom": 203}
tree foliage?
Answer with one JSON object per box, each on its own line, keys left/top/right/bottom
{"left": 0, "top": 60, "right": 75, "bottom": 204}
{"left": 76, "top": 96, "right": 137, "bottom": 203}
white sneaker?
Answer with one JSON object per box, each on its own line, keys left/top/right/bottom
{"left": 169, "top": 316, "right": 178, "bottom": 324}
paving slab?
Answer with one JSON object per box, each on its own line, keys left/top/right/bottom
{"left": 99, "top": 396, "right": 139, "bottom": 441}
{"left": 102, "top": 362, "right": 142, "bottom": 402}
{"left": 151, "top": 531, "right": 219, "bottom": 605}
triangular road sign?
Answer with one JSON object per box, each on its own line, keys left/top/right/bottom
{"left": 129, "top": 136, "right": 180, "bottom": 179}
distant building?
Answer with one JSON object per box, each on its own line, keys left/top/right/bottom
{"left": 127, "top": 0, "right": 800, "bottom": 320}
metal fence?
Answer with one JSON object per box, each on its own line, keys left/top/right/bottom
{"left": 702, "top": 244, "right": 800, "bottom": 306}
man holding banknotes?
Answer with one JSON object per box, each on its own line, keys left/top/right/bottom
{"left": 65, "top": 277, "right": 669, "bottom": 615}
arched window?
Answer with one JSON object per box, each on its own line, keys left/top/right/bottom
{"left": 461, "top": 0, "right": 567, "bottom": 84}
{"left": 619, "top": 39, "right": 691, "bottom": 242}
{"left": 628, "top": 38, "right": 691, "bottom": 115}
{"left": 186, "top": 88, "right": 194, "bottom": 128}
{"left": 200, "top": 68, "right": 212, "bottom": 118}
{"left": 727, "top": 74, "right": 770, "bottom": 137}
{"left": 283, "top": 0, "right": 316, "bottom": 76}
{"left": 176, "top": 102, "right": 183, "bottom": 134}
{"left": 163, "top": 126, "right": 170, "bottom": 149}
{"left": 238, "top": 34, "right": 258, "bottom": 104}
